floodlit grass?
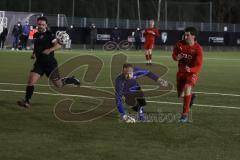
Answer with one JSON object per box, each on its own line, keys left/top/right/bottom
{"left": 0, "top": 49, "right": 239, "bottom": 160}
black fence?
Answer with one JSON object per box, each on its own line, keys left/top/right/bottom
{"left": 51, "top": 27, "right": 240, "bottom": 46}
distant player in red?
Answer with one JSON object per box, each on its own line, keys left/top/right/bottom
{"left": 143, "top": 20, "right": 160, "bottom": 65}
{"left": 172, "top": 27, "right": 203, "bottom": 122}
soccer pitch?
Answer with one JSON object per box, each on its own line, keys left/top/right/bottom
{"left": 0, "top": 49, "right": 240, "bottom": 160}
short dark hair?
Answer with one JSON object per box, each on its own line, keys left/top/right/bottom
{"left": 185, "top": 27, "right": 197, "bottom": 36}
{"left": 37, "top": 16, "right": 48, "bottom": 24}
{"left": 122, "top": 63, "right": 133, "bottom": 69}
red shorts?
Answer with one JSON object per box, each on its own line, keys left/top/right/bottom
{"left": 144, "top": 41, "right": 154, "bottom": 50}
{"left": 176, "top": 72, "right": 198, "bottom": 97}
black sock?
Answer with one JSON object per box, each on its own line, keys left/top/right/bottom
{"left": 61, "top": 77, "right": 69, "bottom": 86}
{"left": 25, "top": 85, "right": 34, "bottom": 103}
{"left": 132, "top": 104, "right": 141, "bottom": 112}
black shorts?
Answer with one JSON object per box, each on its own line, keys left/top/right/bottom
{"left": 125, "top": 90, "right": 146, "bottom": 108}
{"left": 31, "top": 62, "right": 60, "bottom": 81}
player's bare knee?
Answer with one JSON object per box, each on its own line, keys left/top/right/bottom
{"left": 27, "top": 78, "right": 36, "bottom": 86}
{"left": 52, "top": 80, "right": 63, "bottom": 88}
{"left": 180, "top": 92, "right": 185, "bottom": 98}
{"left": 184, "top": 85, "right": 192, "bottom": 96}
{"left": 27, "top": 82, "right": 34, "bottom": 86}
{"left": 54, "top": 83, "right": 62, "bottom": 88}
{"left": 56, "top": 84, "right": 63, "bottom": 88}
{"left": 28, "top": 72, "right": 40, "bottom": 86}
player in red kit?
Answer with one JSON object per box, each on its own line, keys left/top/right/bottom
{"left": 172, "top": 27, "right": 203, "bottom": 122}
{"left": 143, "top": 20, "right": 160, "bottom": 65}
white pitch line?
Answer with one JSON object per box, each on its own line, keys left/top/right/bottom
{"left": 186, "top": 91, "right": 240, "bottom": 97}
{"left": 35, "top": 50, "right": 240, "bottom": 61}
{"left": 128, "top": 55, "right": 240, "bottom": 61}
{"left": 3, "top": 51, "right": 240, "bottom": 61}
{"left": 0, "top": 82, "right": 157, "bottom": 90}
{"left": 0, "top": 82, "right": 113, "bottom": 88}
{"left": 199, "top": 57, "right": 240, "bottom": 61}
{"left": 0, "top": 89, "right": 114, "bottom": 100}
{"left": 0, "top": 82, "right": 50, "bottom": 87}
{"left": 147, "top": 101, "right": 240, "bottom": 110}
{"left": 95, "top": 53, "right": 240, "bottom": 61}
{"left": 0, "top": 82, "right": 240, "bottom": 97}
{"left": 0, "top": 89, "right": 239, "bottom": 110}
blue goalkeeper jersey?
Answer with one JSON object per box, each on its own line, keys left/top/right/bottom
{"left": 115, "top": 67, "right": 159, "bottom": 116}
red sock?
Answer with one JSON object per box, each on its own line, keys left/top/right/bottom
{"left": 145, "top": 55, "right": 149, "bottom": 60}
{"left": 183, "top": 94, "right": 192, "bottom": 114}
{"left": 149, "top": 54, "right": 152, "bottom": 60}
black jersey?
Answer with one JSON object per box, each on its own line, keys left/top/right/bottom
{"left": 33, "top": 30, "right": 57, "bottom": 65}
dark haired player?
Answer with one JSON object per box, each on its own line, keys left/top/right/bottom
{"left": 143, "top": 20, "right": 160, "bottom": 65}
{"left": 172, "top": 27, "right": 203, "bottom": 122}
{"left": 115, "top": 63, "right": 168, "bottom": 123}
{"left": 17, "top": 16, "right": 80, "bottom": 108}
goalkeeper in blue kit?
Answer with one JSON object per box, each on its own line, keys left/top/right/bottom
{"left": 115, "top": 63, "right": 168, "bottom": 123}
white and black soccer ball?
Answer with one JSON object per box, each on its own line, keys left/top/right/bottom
{"left": 122, "top": 115, "right": 136, "bottom": 123}
{"left": 56, "top": 31, "right": 70, "bottom": 45}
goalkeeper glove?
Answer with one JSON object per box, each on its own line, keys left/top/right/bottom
{"left": 157, "top": 78, "right": 168, "bottom": 87}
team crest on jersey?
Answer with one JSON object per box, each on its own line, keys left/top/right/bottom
{"left": 181, "top": 53, "right": 193, "bottom": 60}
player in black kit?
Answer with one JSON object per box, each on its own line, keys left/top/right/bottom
{"left": 17, "top": 16, "right": 80, "bottom": 108}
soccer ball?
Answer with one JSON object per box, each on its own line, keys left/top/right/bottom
{"left": 56, "top": 31, "right": 69, "bottom": 45}
{"left": 123, "top": 115, "right": 136, "bottom": 123}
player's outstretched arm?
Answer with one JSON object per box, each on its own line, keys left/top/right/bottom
{"left": 134, "top": 67, "right": 168, "bottom": 87}
{"left": 51, "top": 41, "right": 62, "bottom": 51}
{"left": 143, "top": 29, "right": 148, "bottom": 37}
{"left": 42, "top": 41, "right": 61, "bottom": 55}
{"left": 31, "top": 52, "right": 36, "bottom": 59}
{"left": 172, "top": 49, "right": 180, "bottom": 61}
{"left": 172, "top": 43, "right": 183, "bottom": 61}
{"left": 115, "top": 78, "right": 136, "bottom": 123}
{"left": 155, "top": 29, "right": 160, "bottom": 37}
{"left": 115, "top": 79, "right": 126, "bottom": 117}
{"left": 134, "top": 67, "right": 158, "bottom": 81}
{"left": 115, "top": 82, "right": 137, "bottom": 123}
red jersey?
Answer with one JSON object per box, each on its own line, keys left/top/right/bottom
{"left": 143, "top": 27, "right": 160, "bottom": 43}
{"left": 172, "top": 40, "right": 203, "bottom": 74}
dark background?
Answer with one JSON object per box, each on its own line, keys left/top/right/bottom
{"left": 0, "top": 0, "right": 240, "bottom": 23}
{"left": 51, "top": 27, "right": 240, "bottom": 46}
